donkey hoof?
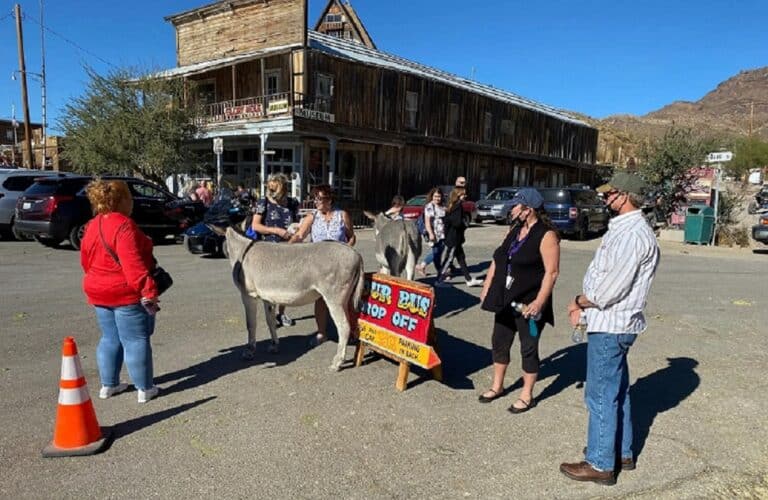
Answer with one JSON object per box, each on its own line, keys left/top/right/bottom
{"left": 267, "top": 343, "right": 279, "bottom": 354}
{"left": 241, "top": 348, "right": 256, "bottom": 361}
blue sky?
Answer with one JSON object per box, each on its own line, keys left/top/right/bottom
{"left": 1, "top": 0, "right": 766, "bottom": 133}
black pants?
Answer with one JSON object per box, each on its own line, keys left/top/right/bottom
{"left": 439, "top": 244, "right": 471, "bottom": 281}
{"left": 491, "top": 306, "right": 545, "bottom": 373}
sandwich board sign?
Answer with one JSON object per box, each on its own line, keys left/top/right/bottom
{"left": 355, "top": 273, "right": 442, "bottom": 391}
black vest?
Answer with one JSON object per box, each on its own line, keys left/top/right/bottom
{"left": 481, "top": 222, "right": 554, "bottom": 325}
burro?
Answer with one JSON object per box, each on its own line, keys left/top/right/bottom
{"left": 225, "top": 227, "right": 365, "bottom": 371}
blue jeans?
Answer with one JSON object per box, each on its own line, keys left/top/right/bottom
{"left": 585, "top": 332, "right": 636, "bottom": 471}
{"left": 422, "top": 240, "right": 445, "bottom": 270}
{"left": 94, "top": 304, "right": 156, "bottom": 390}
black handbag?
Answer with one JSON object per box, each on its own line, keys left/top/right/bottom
{"left": 99, "top": 218, "right": 173, "bottom": 295}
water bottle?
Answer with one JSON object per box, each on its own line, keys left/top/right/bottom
{"left": 511, "top": 301, "right": 541, "bottom": 338}
{"left": 572, "top": 313, "right": 587, "bottom": 343}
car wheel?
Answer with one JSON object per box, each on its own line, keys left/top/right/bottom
{"left": 69, "top": 224, "right": 86, "bottom": 250}
{"left": 35, "top": 235, "right": 62, "bottom": 248}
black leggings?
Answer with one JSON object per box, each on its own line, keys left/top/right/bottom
{"left": 439, "top": 244, "right": 471, "bottom": 281}
{"left": 491, "top": 306, "right": 546, "bottom": 373}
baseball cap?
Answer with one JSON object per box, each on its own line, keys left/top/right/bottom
{"left": 597, "top": 171, "right": 648, "bottom": 196}
{"left": 509, "top": 188, "right": 544, "bottom": 209}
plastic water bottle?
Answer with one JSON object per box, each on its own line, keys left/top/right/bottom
{"left": 572, "top": 313, "right": 587, "bottom": 343}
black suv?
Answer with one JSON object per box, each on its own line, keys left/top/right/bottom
{"left": 15, "top": 175, "right": 202, "bottom": 249}
{"left": 539, "top": 187, "right": 609, "bottom": 240}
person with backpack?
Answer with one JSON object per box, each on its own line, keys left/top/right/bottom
{"left": 248, "top": 173, "right": 300, "bottom": 327}
{"left": 415, "top": 187, "right": 446, "bottom": 276}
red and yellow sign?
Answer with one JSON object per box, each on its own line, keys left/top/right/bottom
{"left": 357, "top": 273, "right": 440, "bottom": 370}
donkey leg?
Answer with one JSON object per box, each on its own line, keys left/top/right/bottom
{"left": 404, "top": 249, "right": 417, "bottom": 281}
{"left": 263, "top": 301, "right": 280, "bottom": 353}
{"left": 241, "top": 293, "right": 260, "bottom": 360}
{"left": 326, "top": 300, "right": 351, "bottom": 371}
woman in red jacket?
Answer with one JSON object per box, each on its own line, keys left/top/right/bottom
{"left": 80, "top": 179, "right": 160, "bottom": 403}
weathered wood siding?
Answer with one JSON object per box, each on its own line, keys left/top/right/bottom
{"left": 172, "top": 0, "right": 305, "bottom": 66}
{"left": 307, "top": 50, "right": 598, "bottom": 165}
{"left": 187, "top": 53, "right": 292, "bottom": 102}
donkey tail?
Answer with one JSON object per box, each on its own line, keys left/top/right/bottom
{"left": 350, "top": 257, "right": 365, "bottom": 312}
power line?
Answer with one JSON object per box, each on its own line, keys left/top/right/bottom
{"left": 22, "top": 12, "right": 117, "bottom": 69}
{"left": 0, "top": 9, "right": 15, "bottom": 23}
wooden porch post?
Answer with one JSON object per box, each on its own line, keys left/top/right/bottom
{"left": 260, "top": 133, "right": 269, "bottom": 198}
{"left": 328, "top": 136, "right": 337, "bottom": 188}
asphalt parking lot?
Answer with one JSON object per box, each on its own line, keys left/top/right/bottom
{"left": 1, "top": 225, "right": 767, "bottom": 499}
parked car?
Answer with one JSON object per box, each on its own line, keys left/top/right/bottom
{"left": 0, "top": 168, "right": 70, "bottom": 240}
{"left": 747, "top": 186, "right": 768, "bottom": 214}
{"left": 14, "top": 175, "right": 203, "bottom": 249}
{"left": 752, "top": 213, "right": 768, "bottom": 245}
{"left": 184, "top": 189, "right": 249, "bottom": 257}
{"left": 401, "top": 193, "right": 477, "bottom": 227}
{"left": 475, "top": 186, "right": 519, "bottom": 223}
{"left": 539, "top": 187, "right": 609, "bottom": 240}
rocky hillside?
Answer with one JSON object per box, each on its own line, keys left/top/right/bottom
{"left": 581, "top": 66, "right": 768, "bottom": 166}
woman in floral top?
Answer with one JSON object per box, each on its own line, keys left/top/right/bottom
{"left": 416, "top": 187, "right": 446, "bottom": 276}
{"left": 292, "top": 184, "right": 356, "bottom": 345}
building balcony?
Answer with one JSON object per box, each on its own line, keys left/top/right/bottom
{"left": 194, "top": 93, "right": 335, "bottom": 128}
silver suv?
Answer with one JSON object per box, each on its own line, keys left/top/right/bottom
{"left": 0, "top": 168, "right": 69, "bottom": 240}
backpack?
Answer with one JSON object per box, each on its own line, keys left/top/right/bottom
{"left": 416, "top": 209, "right": 430, "bottom": 240}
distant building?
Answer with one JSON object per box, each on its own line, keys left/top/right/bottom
{"left": 157, "top": 0, "right": 598, "bottom": 214}
{"left": 0, "top": 119, "right": 65, "bottom": 170}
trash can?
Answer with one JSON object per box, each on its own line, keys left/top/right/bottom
{"left": 684, "top": 205, "right": 715, "bottom": 244}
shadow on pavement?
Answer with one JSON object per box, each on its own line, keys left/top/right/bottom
{"left": 631, "top": 356, "right": 700, "bottom": 460}
{"left": 112, "top": 396, "right": 216, "bottom": 440}
{"left": 433, "top": 328, "right": 492, "bottom": 390}
{"left": 155, "top": 338, "right": 315, "bottom": 395}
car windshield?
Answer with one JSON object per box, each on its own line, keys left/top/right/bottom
{"left": 540, "top": 189, "right": 572, "bottom": 203}
{"left": 485, "top": 189, "right": 516, "bottom": 201}
{"left": 406, "top": 195, "right": 427, "bottom": 206}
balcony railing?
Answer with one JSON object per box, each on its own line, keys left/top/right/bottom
{"left": 194, "top": 93, "right": 335, "bottom": 126}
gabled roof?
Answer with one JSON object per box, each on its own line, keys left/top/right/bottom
{"left": 308, "top": 31, "right": 590, "bottom": 127}
{"left": 313, "top": 0, "right": 376, "bottom": 49}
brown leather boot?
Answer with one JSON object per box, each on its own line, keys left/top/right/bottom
{"left": 560, "top": 461, "right": 616, "bottom": 485}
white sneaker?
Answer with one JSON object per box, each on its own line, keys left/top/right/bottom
{"left": 137, "top": 386, "right": 160, "bottom": 403}
{"left": 465, "top": 278, "right": 484, "bottom": 287}
{"left": 99, "top": 383, "right": 129, "bottom": 399}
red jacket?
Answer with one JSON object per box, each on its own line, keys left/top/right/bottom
{"left": 80, "top": 213, "right": 158, "bottom": 306}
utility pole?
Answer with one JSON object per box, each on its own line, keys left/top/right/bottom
{"left": 40, "top": 0, "right": 48, "bottom": 169}
{"left": 14, "top": 4, "right": 34, "bottom": 169}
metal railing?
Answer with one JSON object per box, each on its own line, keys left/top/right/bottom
{"left": 195, "top": 92, "right": 292, "bottom": 125}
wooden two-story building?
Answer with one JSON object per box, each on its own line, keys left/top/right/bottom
{"left": 158, "top": 0, "right": 598, "bottom": 211}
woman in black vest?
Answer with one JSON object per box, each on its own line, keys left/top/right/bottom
{"left": 479, "top": 188, "right": 560, "bottom": 413}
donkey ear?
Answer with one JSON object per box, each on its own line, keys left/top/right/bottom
{"left": 363, "top": 210, "right": 377, "bottom": 221}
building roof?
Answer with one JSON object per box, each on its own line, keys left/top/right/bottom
{"left": 308, "top": 31, "right": 590, "bottom": 127}
{"left": 165, "top": 0, "right": 266, "bottom": 24}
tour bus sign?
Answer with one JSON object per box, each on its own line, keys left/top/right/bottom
{"left": 357, "top": 274, "right": 440, "bottom": 370}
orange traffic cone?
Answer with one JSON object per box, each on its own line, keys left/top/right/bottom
{"left": 42, "top": 337, "right": 112, "bottom": 457}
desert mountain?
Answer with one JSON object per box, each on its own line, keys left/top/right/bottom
{"left": 579, "top": 66, "right": 768, "bottom": 166}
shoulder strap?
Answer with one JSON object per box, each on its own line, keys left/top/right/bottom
{"left": 98, "top": 216, "right": 120, "bottom": 266}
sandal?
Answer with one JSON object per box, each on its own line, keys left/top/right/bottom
{"left": 508, "top": 398, "right": 536, "bottom": 414}
{"left": 478, "top": 388, "right": 501, "bottom": 403}
{"left": 308, "top": 333, "right": 327, "bottom": 347}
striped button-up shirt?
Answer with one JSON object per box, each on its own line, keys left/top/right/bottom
{"left": 583, "top": 209, "right": 660, "bottom": 334}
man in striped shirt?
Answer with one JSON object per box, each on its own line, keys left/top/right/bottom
{"left": 560, "top": 172, "right": 660, "bottom": 486}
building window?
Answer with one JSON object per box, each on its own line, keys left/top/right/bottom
{"left": 265, "top": 69, "right": 281, "bottom": 96}
{"left": 328, "top": 30, "right": 343, "bottom": 38}
{"left": 405, "top": 91, "right": 419, "bottom": 130}
{"left": 483, "top": 112, "right": 493, "bottom": 143}
{"left": 315, "top": 73, "right": 334, "bottom": 113}
{"left": 447, "top": 103, "right": 459, "bottom": 138}
{"left": 501, "top": 119, "right": 514, "bottom": 138}
{"left": 325, "top": 13, "right": 342, "bottom": 23}
{"left": 194, "top": 79, "right": 216, "bottom": 105}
